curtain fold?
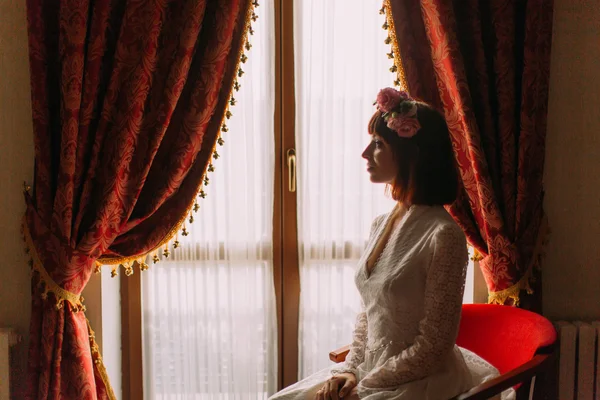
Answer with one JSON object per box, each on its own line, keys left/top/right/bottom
{"left": 23, "top": 0, "right": 256, "bottom": 398}
{"left": 387, "top": 0, "right": 553, "bottom": 308}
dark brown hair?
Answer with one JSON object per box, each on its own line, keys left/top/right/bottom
{"left": 368, "top": 102, "right": 459, "bottom": 205}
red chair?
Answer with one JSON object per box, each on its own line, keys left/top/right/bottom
{"left": 329, "top": 304, "right": 557, "bottom": 400}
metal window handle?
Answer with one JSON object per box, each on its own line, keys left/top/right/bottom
{"left": 287, "top": 148, "right": 296, "bottom": 193}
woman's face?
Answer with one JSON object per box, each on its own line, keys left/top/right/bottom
{"left": 362, "top": 133, "right": 396, "bottom": 184}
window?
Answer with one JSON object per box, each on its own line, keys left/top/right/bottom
{"left": 293, "top": 0, "right": 397, "bottom": 378}
{"left": 116, "top": 1, "right": 477, "bottom": 398}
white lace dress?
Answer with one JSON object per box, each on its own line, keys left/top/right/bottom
{"left": 270, "top": 205, "right": 515, "bottom": 400}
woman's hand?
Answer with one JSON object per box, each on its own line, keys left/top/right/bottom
{"left": 344, "top": 386, "right": 359, "bottom": 400}
{"left": 315, "top": 373, "right": 357, "bottom": 400}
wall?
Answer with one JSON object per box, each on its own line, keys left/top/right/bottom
{"left": 543, "top": 0, "right": 600, "bottom": 320}
{"left": 0, "top": 0, "right": 34, "bottom": 391}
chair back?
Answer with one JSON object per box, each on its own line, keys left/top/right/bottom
{"left": 456, "top": 304, "right": 557, "bottom": 374}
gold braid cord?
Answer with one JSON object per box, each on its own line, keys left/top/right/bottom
{"left": 87, "top": 320, "right": 117, "bottom": 400}
{"left": 21, "top": 216, "right": 85, "bottom": 312}
{"left": 382, "top": 0, "right": 408, "bottom": 90}
{"left": 488, "top": 215, "right": 550, "bottom": 305}
{"left": 21, "top": 217, "right": 116, "bottom": 399}
{"left": 97, "top": 0, "right": 259, "bottom": 276}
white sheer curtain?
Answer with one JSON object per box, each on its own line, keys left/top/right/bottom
{"left": 141, "top": 2, "right": 277, "bottom": 398}
{"left": 294, "top": 0, "right": 398, "bottom": 378}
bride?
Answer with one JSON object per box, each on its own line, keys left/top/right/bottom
{"left": 269, "top": 88, "right": 515, "bottom": 400}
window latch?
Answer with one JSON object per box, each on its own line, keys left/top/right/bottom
{"left": 287, "top": 148, "right": 296, "bottom": 193}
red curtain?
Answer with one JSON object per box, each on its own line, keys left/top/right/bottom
{"left": 387, "top": 0, "right": 553, "bottom": 308}
{"left": 23, "top": 0, "right": 255, "bottom": 398}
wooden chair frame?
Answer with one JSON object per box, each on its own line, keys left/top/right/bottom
{"left": 328, "top": 344, "right": 556, "bottom": 400}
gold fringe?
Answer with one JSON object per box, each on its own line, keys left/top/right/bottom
{"left": 487, "top": 267, "right": 534, "bottom": 306}
{"left": 471, "top": 248, "right": 484, "bottom": 262}
{"left": 97, "top": 0, "right": 258, "bottom": 271}
{"left": 383, "top": 0, "right": 408, "bottom": 90}
{"left": 20, "top": 219, "right": 113, "bottom": 397}
{"left": 487, "top": 214, "right": 550, "bottom": 306}
{"left": 87, "top": 319, "right": 117, "bottom": 400}
{"left": 22, "top": 216, "right": 85, "bottom": 312}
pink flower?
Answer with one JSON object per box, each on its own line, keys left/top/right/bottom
{"left": 376, "top": 88, "right": 403, "bottom": 112}
{"left": 375, "top": 88, "right": 421, "bottom": 138}
{"left": 386, "top": 114, "right": 421, "bottom": 138}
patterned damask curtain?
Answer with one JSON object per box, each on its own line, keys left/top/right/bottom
{"left": 22, "top": 0, "right": 258, "bottom": 398}
{"left": 382, "top": 0, "right": 553, "bottom": 309}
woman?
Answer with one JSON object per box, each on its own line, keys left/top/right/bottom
{"left": 270, "top": 88, "right": 514, "bottom": 400}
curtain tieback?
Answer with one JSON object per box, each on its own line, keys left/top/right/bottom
{"left": 487, "top": 214, "right": 550, "bottom": 305}
{"left": 21, "top": 216, "right": 86, "bottom": 312}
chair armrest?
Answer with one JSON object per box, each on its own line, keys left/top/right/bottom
{"left": 451, "top": 352, "right": 555, "bottom": 400}
{"left": 329, "top": 345, "right": 351, "bottom": 363}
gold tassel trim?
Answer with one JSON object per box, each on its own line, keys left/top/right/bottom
{"left": 487, "top": 265, "right": 534, "bottom": 306}
{"left": 20, "top": 218, "right": 116, "bottom": 399}
{"left": 97, "top": 0, "right": 259, "bottom": 272}
{"left": 488, "top": 214, "right": 550, "bottom": 306}
{"left": 471, "top": 248, "right": 484, "bottom": 262}
{"left": 22, "top": 216, "right": 85, "bottom": 312}
{"left": 87, "top": 319, "right": 117, "bottom": 400}
{"left": 383, "top": 0, "right": 408, "bottom": 90}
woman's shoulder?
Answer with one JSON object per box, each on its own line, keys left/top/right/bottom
{"left": 415, "top": 206, "right": 465, "bottom": 243}
{"left": 368, "top": 212, "right": 388, "bottom": 238}
{"left": 371, "top": 213, "right": 388, "bottom": 229}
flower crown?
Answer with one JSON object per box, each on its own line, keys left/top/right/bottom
{"left": 374, "top": 88, "right": 421, "bottom": 138}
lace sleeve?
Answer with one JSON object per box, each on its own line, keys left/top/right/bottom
{"left": 331, "top": 215, "right": 385, "bottom": 377}
{"left": 357, "top": 223, "right": 468, "bottom": 396}
{"left": 331, "top": 301, "right": 368, "bottom": 377}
